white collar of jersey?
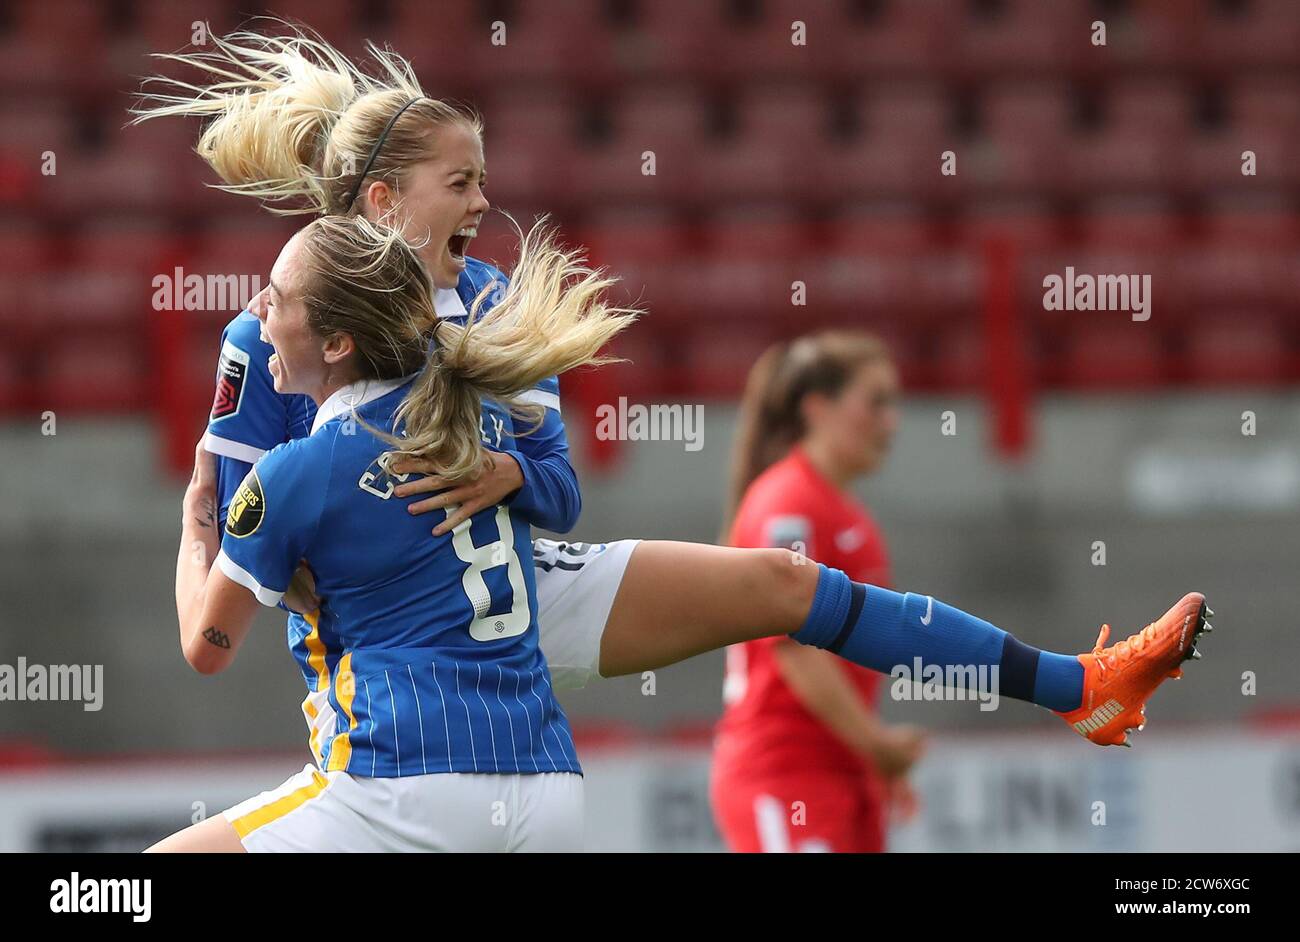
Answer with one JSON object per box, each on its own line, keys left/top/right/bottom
{"left": 312, "top": 374, "right": 417, "bottom": 436}
{"left": 433, "top": 286, "right": 467, "bottom": 319}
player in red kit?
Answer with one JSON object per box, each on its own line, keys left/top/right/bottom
{"left": 711, "top": 331, "right": 927, "bottom": 852}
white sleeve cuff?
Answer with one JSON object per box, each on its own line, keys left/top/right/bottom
{"left": 515, "top": 388, "right": 561, "bottom": 412}
{"left": 204, "top": 431, "right": 269, "bottom": 465}
{"left": 216, "top": 549, "right": 285, "bottom": 608}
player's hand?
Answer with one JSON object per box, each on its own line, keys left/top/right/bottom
{"left": 872, "top": 724, "right": 928, "bottom": 778}
{"left": 389, "top": 453, "right": 525, "bottom": 536}
{"left": 888, "top": 775, "right": 921, "bottom": 824}
{"left": 283, "top": 559, "right": 320, "bottom": 614}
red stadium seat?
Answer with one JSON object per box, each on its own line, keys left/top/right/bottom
{"left": 1077, "top": 197, "right": 1183, "bottom": 248}
{"left": 1182, "top": 313, "right": 1291, "bottom": 386}
{"left": 1071, "top": 80, "right": 1195, "bottom": 196}
{"left": 977, "top": 82, "right": 1073, "bottom": 195}
{"left": 1198, "top": 0, "right": 1300, "bottom": 69}
{"left": 572, "top": 85, "right": 711, "bottom": 204}
{"left": 1228, "top": 77, "right": 1300, "bottom": 133}
{"left": 1096, "top": 0, "right": 1204, "bottom": 70}
{"left": 11, "top": 0, "right": 111, "bottom": 46}
{"left": 43, "top": 145, "right": 177, "bottom": 216}
{"left": 827, "top": 202, "right": 937, "bottom": 252}
{"left": 928, "top": 321, "right": 987, "bottom": 391}
{"left": 714, "top": 0, "right": 844, "bottom": 81}
{"left": 1201, "top": 197, "right": 1300, "bottom": 246}
{"left": 1057, "top": 321, "right": 1168, "bottom": 388}
{"left": 0, "top": 99, "right": 80, "bottom": 157}
{"left": 260, "top": 0, "right": 365, "bottom": 55}
{"left": 0, "top": 219, "right": 56, "bottom": 273}
{"left": 621, "top": 0, "right": 731, "bottom": 81}
{"left": 479, "top": 86, "right": 580, "bottom": 207}
{"left": 677, "top": 325, "right": 782, "bottom": 397}
{"left": 573, "top": 207, "right": 689, "bottom": 321}
{"left": 132, "top": 0, "right": 240, "bottom": 50}
{"left": 0, "top": 35, "right": 110, "bottom": 96}
{"left": 40, "top": 336, "right": 147, "bottom": 412}
{"left": 954, "top": 0, "right": 1088, "bottom": 75}
{"left": 819, "top": 83, "right": 949, "bottom": 200}
{"left": 1177, "top": 241, "right": 1294, "bottom": 310}
{"left": 454, "top": 0, "right": 616, "bottom": 88}
{"left": 827, "top": 0, "right": 957, "bottom": 78}
{"left": 733, "top": 83, "right": 833, "bottom": 146}
{"left": 70, "top": 219, "right": 176, "bottom": 273}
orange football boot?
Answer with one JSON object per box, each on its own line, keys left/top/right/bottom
{"left": 1058, "top": 592, "right": 1212, "bottom": 746}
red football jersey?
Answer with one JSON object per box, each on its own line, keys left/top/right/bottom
{"left": 714, "top": 446, "right": 893, "bottom": 780}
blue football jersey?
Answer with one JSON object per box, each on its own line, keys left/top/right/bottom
{"left": 203, "top": 257, "right": 579, "bottom": 532}
{"left": 216, "top": 377, "right": 581, "bottom": 778}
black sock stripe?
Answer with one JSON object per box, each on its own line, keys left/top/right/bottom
{"left": 828, "top": 581, "right": 867, "bottom": 654}
{"left": 999, "top": 634, "right": 1041, "bottom": 703}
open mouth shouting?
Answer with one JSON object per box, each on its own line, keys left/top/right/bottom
{"left": 447, "top": 223, "right": 477, "bottom": 270}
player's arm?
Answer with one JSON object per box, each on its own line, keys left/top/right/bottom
{"left": 205, "top": 303, "right": 294, "bottom": 527}
{"left": 391, "top": 375, "right": 582, "bottom": 534}
{"left": 390, "top": 262, "right": 582, "bottom": 534}
{"left": 498, "top": 375, "right": 582, "bottom": 532}
{"left": 175, "top": 442, "right": 260, "bottom": 674}
{"left": 178, "top": 437, "right": 326, "bottom": 674}
{"left": 770, "top": 643, "right": 925, "bottom": 777}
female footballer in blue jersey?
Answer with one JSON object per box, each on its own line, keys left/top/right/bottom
{"left": 136, "top": 26, "right": 1212, "bottom": 769}
{"left": 154, "top": 213, "right": 632, "bottom": 851}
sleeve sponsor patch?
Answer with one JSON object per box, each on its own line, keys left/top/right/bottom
{"left": 211, "top": 341, "right": 251, "bottom": 420}
{"left": 225, "top": 469, "right": 265, "bottom": 538}
{"left": 764, "top": 514, "right": 811, "bottom": 552}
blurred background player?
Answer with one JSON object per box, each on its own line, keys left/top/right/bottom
{"left": 711, "top": 331, "right": 925, "bottom": 853}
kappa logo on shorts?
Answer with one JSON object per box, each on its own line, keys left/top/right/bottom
{"left": 226, "top": 469, "right": 265, "bottom": 538}
{"left": 211, "top": 341, "right": 251, "bottom": 420}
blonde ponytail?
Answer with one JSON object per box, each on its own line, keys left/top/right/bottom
{"left": 131, "top": 22, "right": 479, "bottom": 215}
{"left": 296, "top": 215, "right": 639, "bottom": 484}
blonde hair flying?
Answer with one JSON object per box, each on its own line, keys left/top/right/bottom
{"left": 296, "top": 215, "right": 638, "bottom": 483}
{"left": 131, "top": 22, "right": 479, "bottom": 215}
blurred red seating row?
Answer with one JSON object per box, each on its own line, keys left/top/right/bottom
{"left": 6, "top": 0, "right": 1299, "bottom": 88}
{"left": 0, "top": 312, "right": 1295, "bottom": 416}
{"left": 7, "top": 130, "right": 1295, "bottom": 220}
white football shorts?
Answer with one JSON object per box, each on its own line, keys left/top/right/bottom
{"left": 531, "top": 539, "right": 640, "bottom": 689}
{"left": 223, "top": 764, "right": 584, "bottom": 852}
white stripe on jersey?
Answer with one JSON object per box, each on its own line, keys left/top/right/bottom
{"left": 476, "top": 663, "right": 499, "bottom": 773}
{"left": 406, "top": 665, "right": 428, "bottom": 775}
{"left": 514, "top": 673, "right": 540, "bottom": 773}
{"left": 364, "top": 679, "right": 376, "bottom": 777}
{"left": 496, "top": 666, "right": 518, "bottom": 766}
{"left": 384, "top": 671, "right": 401, "bottom": 777}
{"left": 203, "top": 431, "right": 268, "bottom": 465}
{"left": 454, "top": 662, "right": 478, "bottom": 772}
{"left": 215, "top": 550, "right": 284, "bottom": 607}
{"left": 527, "top": 673, "right": 559, "bottom": 772}
{"left": 515, "top": 388, "right": 561, "bottom": 412}
{"left": 430, "top": 660, "right": 453, "bottom": 772}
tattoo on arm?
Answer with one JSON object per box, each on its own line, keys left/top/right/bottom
{"left": 201, "top": 626, "right": 231, "bottom": 649}
{"left": 194, "top": 496, "right": 216, "bottom": 530}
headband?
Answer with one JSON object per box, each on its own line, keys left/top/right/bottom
{"left": 346, "top": 96, "right": 425, "bottom": 208}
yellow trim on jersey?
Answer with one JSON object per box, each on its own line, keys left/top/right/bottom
{"left": 326, "top": 652, "right": 358, "bottom": 772}
{"left": 303, "top": 610, "right": 329, "bottom": 691}
{"left": 230, "top": 769, "right": 329, "bottom": 839}
{"left": 300, "top": 610, "right": 331, "bottom": 764}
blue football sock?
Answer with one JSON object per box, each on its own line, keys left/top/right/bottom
{"left": 792, "top": 565, "right": 1084, "bottom": 712}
